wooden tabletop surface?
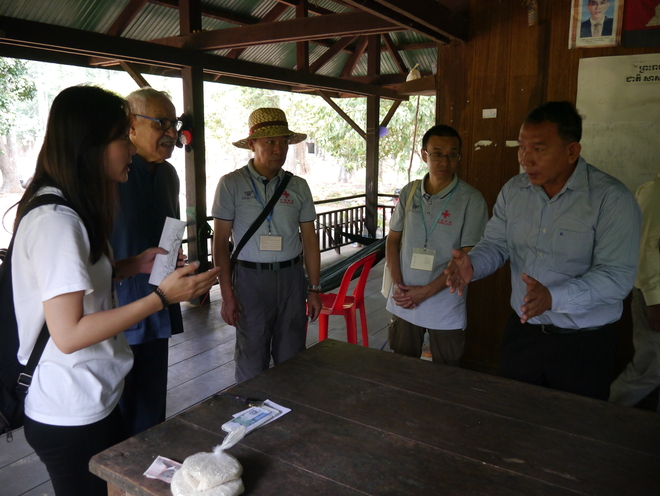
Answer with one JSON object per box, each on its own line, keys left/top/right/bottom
{"left": 90, "top": 339, "right": 660, "bottom": 495}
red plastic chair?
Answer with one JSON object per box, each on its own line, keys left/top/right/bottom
{"left": 318, "top": 252, "right": 378, "bottom": 347}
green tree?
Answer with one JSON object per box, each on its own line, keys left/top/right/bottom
{"left": 0, "top": 58, "right": 37, "bottom": 194}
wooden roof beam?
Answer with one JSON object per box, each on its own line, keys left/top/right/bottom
{"left": 155, "top": 11, "right": 404, "bottom": 51}
{"left": 339, "top": 0, "right": 467, "bottom": 44}
{"left": 0, "top": 16, "right": 405, "bottom": 100}
{"left": 381, "top": 33, "right": 406, "bottom": 73}
{"left": 309, "top": 36, "right": 356, "bottom": 74}
{"left": 340, "top": 36, "right": 368, "bottom": 78}
{"left": 296, "top": 0, "right": 309, "bottom": 72}
{"left": 151, "top": 0, "right": 257, "bottom": 26}
{"left": 316, "top": 91, "right": 366, "bottom": 139}
{"left": 225, "top": 2, "right": 290, "bottom": 60}
{"left": 107, "top": 0, "right": 148, "bottom": 36}
{"left": 276, "top": 0, "right": 342, "bottom": 17}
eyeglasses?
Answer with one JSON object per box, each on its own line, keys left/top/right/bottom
{"left": 425, "top": 151, "right": 461, "bottom": 162}
{"left": 134, "top": 114, "right": 183, "bottom": 132}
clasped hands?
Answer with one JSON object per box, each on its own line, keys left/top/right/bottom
{"left": 392, "top": 283, "right": 433, "bottom": 309}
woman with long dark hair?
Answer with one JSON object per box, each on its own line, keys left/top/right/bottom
{"left": 10, "top": 85, "right": 218, "bottom": 495}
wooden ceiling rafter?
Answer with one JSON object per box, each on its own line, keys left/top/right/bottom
{"left": 316, "top": 90, "right": 366, "bottom": 139}
{"left": 309, "top": 36, "right": 356, "bottom": 74}
{"left": 276, "top": 0, "right": 342, "bottom": 17}
{"left": 340, "top": 36, "right": 368, "bottom": 77}
{"left": 154, "top": 11, "right": 404, "bottom": 51}
{"left": 119, "top": 60, "right": 151, "bottom": 87}
{"left": 107, "top": 0, "right": 149, "bottom": 37}
{"left": 225, "top": 2, "right": 290, "bottom": 60}
{"left": 151, "top": 0, "right": 257, "bottom": 26}
{"left": 338, "top": 0, "right": 467, "bottom": 44}
{"left": 0, "top": 15, "right": 405, "bottom": 100}
{"left": 296, "top": 0, "right": 309, "bottom": 72}
{"left": 381, "top": 33, "right": 406, "bottom": 73}
{"left": 107, "top": 0, "right": 151, "bottom": 87}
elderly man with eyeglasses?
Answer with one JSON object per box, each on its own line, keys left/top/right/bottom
{"left": 385, "top": 124, "right": 487, "bottom": 365}
{"left": 109, "top": 87, "right": 183, "bottom": 435}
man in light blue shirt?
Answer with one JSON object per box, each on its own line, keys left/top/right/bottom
{"left": 445, "top": 101, "right": 641, "bottom": 400}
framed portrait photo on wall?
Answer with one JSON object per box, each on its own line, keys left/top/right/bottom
{"left": 569, "top": 0, "right": 625, "bottom": 48}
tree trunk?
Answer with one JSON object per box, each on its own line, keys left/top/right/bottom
{"left": 295, "top": 142, "right": 309, "bottom": 175}
{"left": 0, "top": 132, "right": 23, "bottom": 194}
{"left": 338, "top": 165, "right": 349, "bottom": 183}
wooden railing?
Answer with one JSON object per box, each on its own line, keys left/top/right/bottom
{"left": 314, "top": 194, "right": 398, "bottom": 253}
{"left": 198, "top": 193, "right": 400, "bottom": 261}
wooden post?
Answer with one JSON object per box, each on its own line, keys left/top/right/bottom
{"left": 180, "top": 0, "right": 209, "bottom": 305}
{"left": 365, "top": 35, "right": 380, "bottom": 238}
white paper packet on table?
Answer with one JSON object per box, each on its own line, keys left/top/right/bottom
{"left": 222, "top": 400, "right": 291, "bottom": 434}
{"left": 149, "top": 216, "right": 187, "bottom": 286}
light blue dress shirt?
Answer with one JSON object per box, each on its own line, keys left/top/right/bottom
{"left": 470, "top": 157, "right": 641, "bottom": 329}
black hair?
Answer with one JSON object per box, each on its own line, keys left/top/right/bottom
{"left": 524, "top": 101, "right": 583, "bottom": 144}
{"left": 14, "top": 85, "right": 130, "bottom": 264}
{"left": 421, "top": 124, "right": 462, "bottom": 151}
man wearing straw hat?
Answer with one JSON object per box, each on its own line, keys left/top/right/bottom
{"left": 212, "top": 108, "right": 322, "bottom": 382}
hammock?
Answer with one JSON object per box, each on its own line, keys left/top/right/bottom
{"left": 307, "top": 231, "right": 386, "bottom": 293}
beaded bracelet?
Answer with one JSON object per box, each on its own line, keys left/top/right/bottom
{"left": 153, "top": 287, "right": 169, "bottom": 309}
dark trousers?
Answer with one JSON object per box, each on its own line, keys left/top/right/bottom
{"left": 233, "top": 261, "right": 307, "bottom": 383}
{"left": 24, "top": 406, "right": 128, "bottom": 496}
{"left": 498, "top": 313, "right": 617, "bottom": 400}
{"left": 119, "top": 338, "right": 169, "bottom": 436}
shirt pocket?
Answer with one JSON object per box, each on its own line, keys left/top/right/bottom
{"left": 551, "top": 228, "right": 594, "bottom": 276}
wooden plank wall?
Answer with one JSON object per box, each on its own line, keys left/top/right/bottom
{"left": 436, "top": 0, "right": 660, "bottom": 373}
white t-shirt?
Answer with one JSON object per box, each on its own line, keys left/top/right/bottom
{"left": 12, "top": 187, "right": 133, "bottom": 426}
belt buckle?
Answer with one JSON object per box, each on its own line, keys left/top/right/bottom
{"left": 541, "top": 324, "right": 550, "bottom": 334}
{"left": 271, "top": 261, "right": 281, "bottom": 270}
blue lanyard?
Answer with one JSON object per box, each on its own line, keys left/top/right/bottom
{"left": 418, "top": 180, "right": 458, "bottom": 248}
{"left": 248, "top": 172, "right": 280, "bottom": 234}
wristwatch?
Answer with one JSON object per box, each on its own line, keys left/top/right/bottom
{"left": 307, "top": 284, "right": 322, "bottom": 293}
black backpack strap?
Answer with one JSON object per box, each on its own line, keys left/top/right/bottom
{"left": 8, "top": 194, "right": 75, "bottom": 395}
{"left": 230, "top": 171, "right": 293, "bottom": 265}
{"left": 15, "top": 323, "right": 49, "bottom": 396}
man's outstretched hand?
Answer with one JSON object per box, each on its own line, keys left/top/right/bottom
{"left": 445, "top": 249, "right": 474, "bottom": 296}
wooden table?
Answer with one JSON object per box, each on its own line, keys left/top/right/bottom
{"left": 90, "top": 340, "right": 660, "bottom": 495}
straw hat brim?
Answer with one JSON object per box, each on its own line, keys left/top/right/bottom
{"left": 233, "top": 131, "right": 307, "bottom": 149}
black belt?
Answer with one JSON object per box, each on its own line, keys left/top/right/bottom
{"left": 525, "top": 322, "right": 605, "bottom": 335}
{"left": 236, "top": 254, "right": 301, "bottom": 271}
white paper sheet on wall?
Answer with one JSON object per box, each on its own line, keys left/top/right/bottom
{"left": 576, "top": 53, "right": 660, "bottom": 194}
{"left": 149, "top": 217, "right": 187, "bottom": 286}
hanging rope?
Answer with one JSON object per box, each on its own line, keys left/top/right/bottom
{"left": 407, "top": 94, "right": 421, "bottom": 183}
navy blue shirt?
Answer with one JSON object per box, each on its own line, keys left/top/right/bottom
{"left": 110, "top": 154, "right": 183, "bottom": 344}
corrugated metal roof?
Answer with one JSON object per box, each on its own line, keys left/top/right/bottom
{"left": 122, "top": 3, "right": 180, "bottom": 41}
{"left": 0, "top": 0, "right": 129, "bottom": 32}
{"left": 0, "top": 0, "right": 438, "bottom": 90}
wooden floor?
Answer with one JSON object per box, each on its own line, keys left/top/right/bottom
{"left": 0, "top": 247, "right": 391, "bottom": 496}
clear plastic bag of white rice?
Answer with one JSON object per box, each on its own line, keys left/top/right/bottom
{"left": 171, "top": 425, "right": 245, "bottom": 496}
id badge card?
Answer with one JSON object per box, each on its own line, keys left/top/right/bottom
{"left": 410, "top": 247, "right": 435, "bottom": 271}
{"left": 260, "top": 235, "right": 283, "bottom": 251}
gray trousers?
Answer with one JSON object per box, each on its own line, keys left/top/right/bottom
{"left": 233, "top": 260, "right": 307, "bottom": 382}
{"left": 609, "top": 288, "right": 660, "bottom": 412}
